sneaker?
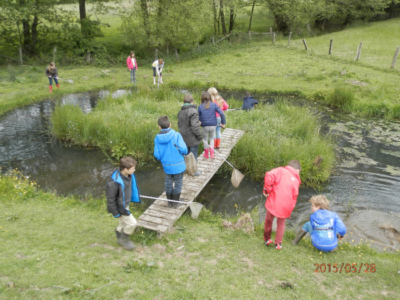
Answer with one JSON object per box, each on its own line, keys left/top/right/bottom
{"left": 265, "top": 239, "right": 273, "bottom": 246}
{"left": 275, "top": 243, "right": 282, "bottom": 250}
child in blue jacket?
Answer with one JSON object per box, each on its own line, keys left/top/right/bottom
{"left": 154, "top": 116, "right": 188, "bottom": 208}
{"left": 292, "top": 195, "right": 346, "bottom": 252}
{"left": 242, "top": 91, "right": 258, "bottom": 111}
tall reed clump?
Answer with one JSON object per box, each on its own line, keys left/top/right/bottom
{"left": 226, "top": 98, "right": 335, "bottom": 186}
{"left": 51, "top": 88, "right": 335, "bottom": 186}
{"left": 51, "top": 87, "right": 187, "bottom": 162}
{"left": 327, "top": 85, "right": 355, "bottom": 110}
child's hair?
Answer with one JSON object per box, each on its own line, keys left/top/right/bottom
{"left": 158, "top": 116, "right": 170, "bottom": 129}
{"left": 208, "top": 87, "right": 223, "bottom": 108}
{"left": 158, "top": 59, "right": 164, "bottom": 65}
{"left": 309, "top": 195, "right": 330, "bottom": 210}
{"left": 288, "top": 160, "right": 301, "bottom": 171}
{"left": 245, "top": 91, "right": 251, "bottom": 97}
{"left": 47, "top": 62, "right": 55, "bottom": 70}
{"left": 201, "top": 91, "right": 211, "bottom": 109}
{"left": 183, "top": 94, "right": 193, "bottom": 103}
{"left": 130, "top": 51, "right": 135, "bottom": 57}
{"left": 120, "top": 157, "right": 137, "bottom": 170}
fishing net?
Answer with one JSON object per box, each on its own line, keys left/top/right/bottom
{"left": 185, "top": 152, "right": 197, "bottom": 176}
{"left": 231, "top": 168, "right": 245, "bottom": 188}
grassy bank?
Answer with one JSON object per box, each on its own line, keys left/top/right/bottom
{"left": 1, "top": 19, "right": 400, "bottom": 119}
{"left": 1, "top": 172, "right": 399, "bottom": 299}
{"left": 50, "top": 87, "right": 335, "bottom": 186}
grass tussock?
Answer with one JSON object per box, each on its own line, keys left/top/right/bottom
{"left": 51, "top": 87, "right": 335, "bottom": 186}
{"left": 327, "top": 85, "right": 355, "bottom": 110}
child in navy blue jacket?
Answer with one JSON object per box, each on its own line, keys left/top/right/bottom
{"left": 292, "top": 195, "right": 346, "bottom": 252}
{"left": 242, "top": 92, "right": 258, "bottom": 111}
{"left": 106, "top": 157, "right": 141, "bottom": 251}
{"left": 198, "top": 91, "right": 226, "bottom": 159}
{"left": 154, "top": 116, "right": 188, "bottom": 208}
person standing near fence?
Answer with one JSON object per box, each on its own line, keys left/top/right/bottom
{"left": 208, "top": 87, "right": 229, "bottom": 149}
{"left": 126, "top": 51, "right": 138, "bottom": 83}
{"left": 198, "top": 91, "right": 226, "bottom": 159}
{"left": 152, "top": 59, "right": 164, "bottom": 85}
{"left": 45, "top": 62, "right": 59, "bottom": 93}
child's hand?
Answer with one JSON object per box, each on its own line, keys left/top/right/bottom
{"left": 221, "top": 124, "right": 225, "bottom": 128}
{"left": 263, "top": 192, "right": 269, "bottom": 198}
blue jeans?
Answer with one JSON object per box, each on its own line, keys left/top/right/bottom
{"left": 302, "top": 221, "right": 313, "bottom": 234}
{"left": 164, "top": 172, "right": 184, "bottom": 195}
{"left": 130, "top": 69, "right": 136, "bottom": 82}
{"left": 48, "top": 77, "right": 59, "bottom": 85}
{"left": 187, "top": 145, "right": 199, "bottom": 161}
{"left": 215, "top": 117, "right": 222, "bottom": 139}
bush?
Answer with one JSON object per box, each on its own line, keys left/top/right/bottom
{"left": 327, "top": 86, "right": 355, "bottom": 110}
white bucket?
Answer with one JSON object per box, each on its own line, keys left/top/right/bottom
{"left": 189, "top": 202, "right": 203, "bottom": 219}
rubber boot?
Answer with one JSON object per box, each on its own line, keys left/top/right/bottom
{"left": 49, "top": 85, "right": 52, "bottom": 93}
{"left": 115, "top": 229, "right": 121, "bottom": 244}
{"left": 291, "top": 230, "right": 307, "bottom": 246}
{"left": 167, "top": 193, "right": 173, "bottom": 208}
{"left": 118, "top": 231, "right": 135, "bottom": 250}
{"left": 210, "top": 147, "right": 215, "bottom": 159}
{"left": 214, "top": 139, "right": 218, "bottom": 148}
{"left": 160, "top": 76, "right": 163, "bottom": 84}
{"left": 193, "top": 170, "right": 202, "bottom": 176}
{"left": 56, "top": 84, "right": 60, "bottom": 89}
{"left": 215, "top": 139, "right": 221, "bottom": 149}
{"left": 171, "top": 193, "right": 184, "bottom": 209}
{"left": 153, "top": 77, "right": 156, "bottom": 85}
{"left": 203, "top": 148, "right": 209, "bottom": 159}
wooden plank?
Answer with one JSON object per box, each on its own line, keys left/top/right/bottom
{"left": 138, "top": 220, "right": 170, "bottom": 233}
{"left": 139, "top": 214, "right": 174, "bottom": 227}
{"left": 145, "top": 209, "right": 181, "bottom": 221}
{"left": 139, "top": 128, "right": 245, "bottom": 234}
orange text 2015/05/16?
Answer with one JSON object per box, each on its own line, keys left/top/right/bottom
{"left": 314, "top": 263, "right": 376, "bottom": 273}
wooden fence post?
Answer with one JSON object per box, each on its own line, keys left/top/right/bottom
{"left": 86, "top": 51, "right": 91, "bottom": 63}
{"left": 212, "top": 36, "right": 215, "bottom": 44}
{"left": 390, "top": 47, "right": 400, "bottom": 69}
{"left": 53, "top": 46, "right": 57, "bottom": 62}
{"left": 329, "top": 39, "right": 333, "bottom": 55}
{"left": 302, "top": 39, "right": 308, "bottom": 50}
{"left": 288, "top": 32, "right": 292, "bottom": 46}
{"left": 354, "top": 42, "right": 363, "bottom": 61}
{"left": 248, "top": 31, "right": 251, "bottom": 40}
{"left": 19, "top": 47, "right": 23, "bottom": 65}
{"left": 273, "top": 32, "right": 275, "bottom": 44}
{"left": 270, "top": 27, "right": 272, "bottom": 39}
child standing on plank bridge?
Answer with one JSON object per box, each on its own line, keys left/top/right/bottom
{"left": 198, "top": 91, "right": 226, "bottom": 159}
{"left": 208, "top": 87, "right": 229, "bottom": 150}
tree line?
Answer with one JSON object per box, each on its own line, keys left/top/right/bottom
{"left": 1, "top": 0, "right": 399, "bottom": 64}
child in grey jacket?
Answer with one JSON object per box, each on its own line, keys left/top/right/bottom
{"left": 106, "top": 157, "right": 141, "bottom": 250}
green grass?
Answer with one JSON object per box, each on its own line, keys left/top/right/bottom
{"left": 2, "top": 19, "right": 400, "bottom": 119}
{"left": 1, "top": 173, "right": 399, "bottom": 299}
{"left": 50, "top": 87, "right": 335, "bottom": 186}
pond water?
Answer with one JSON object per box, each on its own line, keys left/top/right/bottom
{"left": 1, "top": 90, "right": 399, "bottom": 228}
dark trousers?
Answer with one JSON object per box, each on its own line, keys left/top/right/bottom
{"left": 187, "top": 145, "right": 199, "bottom": 161}
{"left": 164, "top": 172, "right": 184, "bottom": 195}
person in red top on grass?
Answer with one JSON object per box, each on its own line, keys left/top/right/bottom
{"left": 263, "top": 160, "right": 301, "bottom": 250}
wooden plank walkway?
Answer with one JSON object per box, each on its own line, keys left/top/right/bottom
{"left": 137, "top": 128, "right": 245, "bottom": 235}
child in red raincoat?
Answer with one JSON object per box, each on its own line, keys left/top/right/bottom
{"left": 263, "top": 160, "right": 301, "bottom": 250}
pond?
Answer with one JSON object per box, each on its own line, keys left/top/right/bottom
{"left": 1, "top": 90, "right": 400, "bottom": 228}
